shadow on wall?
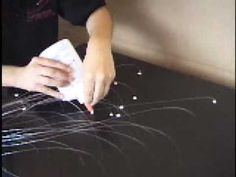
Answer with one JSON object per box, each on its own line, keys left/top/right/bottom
{"left": 107, "top": 0, "right": 235, "bottom": 87}
{"left": 108, "top": 0, "right": 172, "bottom": 60}
{"left": 108, "top": 0, "right": 195, "bottom": 58}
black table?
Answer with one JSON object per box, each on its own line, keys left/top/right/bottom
{"left": 2, "top": 49, "right": 235, "bottom": 177}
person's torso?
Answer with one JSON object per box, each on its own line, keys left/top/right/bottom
{"left": 2, "top": 0, "right": 59, "bottom": 66}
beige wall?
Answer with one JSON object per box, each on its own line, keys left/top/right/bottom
{"left": 59, "top": 0, "right": 235, "bottom": 88}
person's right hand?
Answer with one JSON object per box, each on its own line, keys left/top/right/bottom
{"left": 16, "top": 57, "right": 74, "bottom": 99}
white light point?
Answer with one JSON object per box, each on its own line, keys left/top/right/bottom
{"left": 109, "top": 112, "right": 114, "bottom": 117}
{"left": 119, "top": 105, "right": 124, "bottom": 110}
{"left": 114, "top": 81, "right": 118, "bottom": 85}
{"left": 137, "top": 70, "right": 142, "bottom": 76}
{"left": 132, "top": 96, "right": 138, "bottom": 100}
{"left": 115, "top": 113, "right": 121, "bottom": 118}
{"left": 22, "top": 107, "right": 27, "bottom": 111}
{"left": 14, "top": 93, "right": 19, "bottom": 97}
{"left": 212, "top": 99, "right": 217, "bottom": 104}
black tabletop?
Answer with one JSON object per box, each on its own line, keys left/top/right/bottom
{"left": 2, "top": 48, "right": 235, "bottom": 177}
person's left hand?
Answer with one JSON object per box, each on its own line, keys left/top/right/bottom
{"left": 83, "top": 37, "right": 116, "bottom": 107}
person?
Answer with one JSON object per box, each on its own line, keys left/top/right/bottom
{"left": 2, "top": 0, "right": 115, "bottom": 111}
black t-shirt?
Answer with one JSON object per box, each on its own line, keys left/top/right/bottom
{"left": 2, "top": 0, "right": 106, "bottom": 66}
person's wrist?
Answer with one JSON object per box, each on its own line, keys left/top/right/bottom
{"left": 13, "top": 66, "right": 25, "bottom": 88}
{"left": 88, "top": 36, "right": 112, "bottom": 52}
{"left": 2, "top": 66, "right": 23, "bottom": 88}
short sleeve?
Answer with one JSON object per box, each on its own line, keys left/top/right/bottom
{"left": 56, "top": 0, "right": 106, "bottom": 26}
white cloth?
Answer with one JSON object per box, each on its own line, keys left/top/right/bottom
{"left": 39, "top": 39, "right": 84, "bottom": 104}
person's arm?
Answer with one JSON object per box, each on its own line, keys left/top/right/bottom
{"left": 2, "top": 57, "right": 74, "bottom": 98}
{"left": 83, "top": 6, "right": 115, "bottom": 106}
{"left": 2, "top": 65, "right": 21, "bottom": 87}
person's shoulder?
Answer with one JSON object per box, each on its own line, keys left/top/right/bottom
{"left": 57, "top": 0, "right": 106, "bottom": 26}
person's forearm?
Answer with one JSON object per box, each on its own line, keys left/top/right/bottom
{"left": 86, "top": 6, "right": 113, "bottom": 48}
{"left": 2, "top": 65, "right": 22, "bottom": 87}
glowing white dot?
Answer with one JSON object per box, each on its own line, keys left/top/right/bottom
{"left": 14, "top": 93, "right": 19, "bottom": 97}
{"left": 22, "top": 107, "right": 26, "bottom": 111}
{"left": 119, "top": 105, "right": 124, "bottom": 110}
{"left": 115, "top": 113, "right": 121, "bottom": 118}
{"left": 114, "top": 81, "right": 118, "bottom": 85}
{"left": 132, "top": 96, "right": 138, "bottom": 100}
{"left": 109, "top": 112, "right": 114, "bottom": 117}
{"left": 212, "top": 99, "right": 217, "bottom": 104}
{"left": 137, "top": 70, "right": 142, "bottom": 75}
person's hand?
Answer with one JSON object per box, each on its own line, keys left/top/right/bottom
{"left": 15, "top": 57, "right": 74, "bottom": 99}
{"left": 83, "top": 37, "right": 116, "bottom": 107}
